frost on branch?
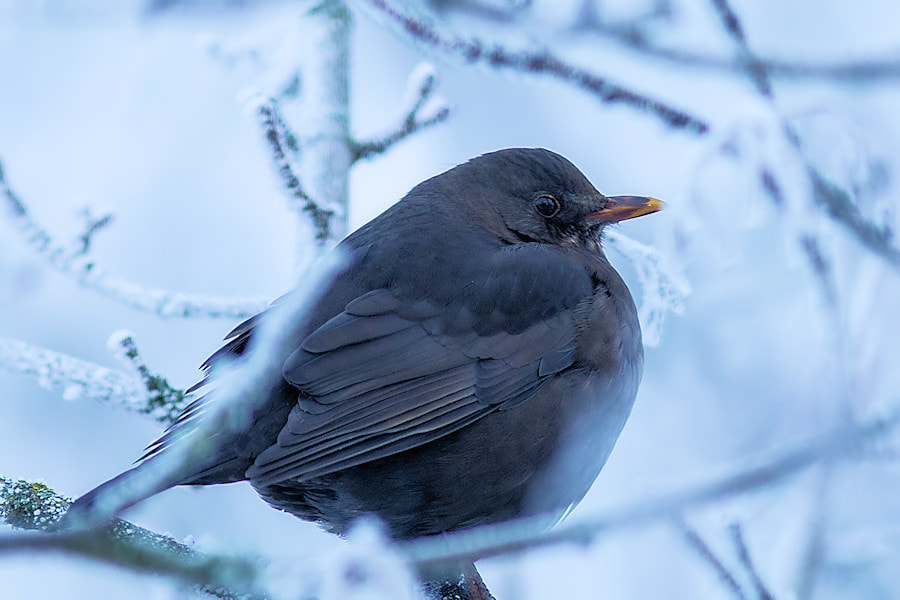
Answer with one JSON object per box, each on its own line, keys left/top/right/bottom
{"left": 0, "top": 337, "right": 147, "bottom": 412}
{"left": 0, "top": 159, "right": 269, "bottom": 319}
{"left": 352, "top": 62, "right": 452, "bottom": 162}
{"left": 605, "top": 231, "right": 690, "bottom": 347}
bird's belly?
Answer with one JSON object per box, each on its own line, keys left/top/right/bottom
{"left": 257, "top": 366, "right": 639, "bottom": 538}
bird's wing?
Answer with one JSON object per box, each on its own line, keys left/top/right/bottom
{"left": 248, "top": 246, "right": 590, "bottom": 487}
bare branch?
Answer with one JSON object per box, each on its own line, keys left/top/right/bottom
{"left": 399, "top": 407, "right": 900, "bottom": 572}
{"left": 576, "top": 19, "right": 900, "bottom": 85}
{"left": 352, "top": 63, "right": 452, "bottom": 162}
{"left": 0, "top": 159, "right": 269, "bottom": 319}
{"left": 254, "top": 97, "right": 335, "bottom": 245}
{"left": 730, "top": 523, "right": 776, "bottom": 600}
{"left": 361, "top": 0, "right": 709, "bottom": 133}
{"left": 678, "top": 520, "right": 747, "bottom": 600}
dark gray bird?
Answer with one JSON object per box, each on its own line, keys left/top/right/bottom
{"left": 67, "top": 148, "right": 662, "bottom": 540}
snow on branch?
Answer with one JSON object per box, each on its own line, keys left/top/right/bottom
{"left": 0, "top": 337, "right": 147, "bottom": 412}
{"left": 351, "top": 62, "right": 452, "bottom": 162}
{"left": 361, "top": 0, "right": 709, "bottom": 133}
{"left": 0, "top": 334, "right": 188, "bottom": 424}
{"left": 253, "top": 97, "right": 336, "bottom": 245}
{"left": 605, "top": 230, "right": 690, "bottom": 347}
{"left": 0, "top": 159, "right": 269, "bottom": 319}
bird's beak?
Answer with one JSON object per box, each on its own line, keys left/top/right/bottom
{"left": 585, "top": 196, "right": 665, "bottom": 224}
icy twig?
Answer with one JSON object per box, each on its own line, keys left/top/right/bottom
{"left": 73, "top": 206, "right": 114, "bottom": 257}
{"left": 255, "top": 97, "right": 335, "bottom": 245}
{"left": 0, "top": 160, "right": 269, "bottom": 319}
{"left": 352, "top": 63, "right": 452, "bottom": 162}
{"left": 361, "top": 0, "right": 708, "bottom": 133}
{"left": 678, "top": 520, "right": 747, "bottom": 600}
{"left": 605, "top": 230, "right": 690, "bottom": 347}
{"left": 0, "top": 478, "right": 263, "bottom": 600}
{"left": 399, "top": 407, "right": 900, "bottom": 571}
{"left": 109, "top": 331, "right": 189, "bottom": 424}
{"left": 0, "top": 336, "right": 148, "bottom": 412}
{"left": 730, "top": 523, "right": 776, "bottom": 600}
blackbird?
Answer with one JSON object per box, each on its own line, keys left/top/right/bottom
{"left": 67, "top": 148, "right": 662, "bottom": 540}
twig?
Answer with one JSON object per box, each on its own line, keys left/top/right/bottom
{"left": 730, "top": 523, "right": 776, "bottom": 600}
{"left": 360, "top": 0, "right": 709, "bottom": 133}
{"left": 678, "top": 519, "right": 747, "bottom": 600}
{"left": 74, "top": 206, "right": 114, "bottom": 256}
{"left": 109, "top": 331, "right": 189, "bottom": 424}
{"left": 0, "top": 478, "right": 264, "bottom": 600}
{"left": 576, "top": 19, "right": 900, "bottom": 84}
{"left": 707, "top": 0, "right": 772, "bottom": 97}
{"left": 0, "top": 336, "right": 148, "bottom": 413}
{"left": 0, "top": 159, "right": 269, "bottom": 319}
{"left": 255, "top": 98, "right": 335, "bottom": 245}
{"left": 352, "top": 63, "right": 452, "bottom": 162}
{"left": 398, "top": 407, "right": 900, "bottom": 572}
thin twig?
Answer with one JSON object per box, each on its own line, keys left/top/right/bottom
{"left": 678, "top": 519, "right": 747, "bottom": 600}
{"left": 255, "top": 98, "right": 334, "bottom": 245}
{"left": 361, "top": 0, "right": 708, "bottom": 133}
{"left": 0, "top": 159, "right": 269, "bottom": 319}
{"left": 730, "top": 523, "right": 776, "bottom": 600}
{"left": 352, "top": 63, "right": 452, "bottom": 162}
{"left": 74, "top": 207, "right": 114, "bottom": 257}
{"left": 111, "top": 332, "right": 189, "bottom": 424}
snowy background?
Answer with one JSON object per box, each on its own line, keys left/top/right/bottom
{"left": 2, "top": 0, "right": 900, "bottom": 598}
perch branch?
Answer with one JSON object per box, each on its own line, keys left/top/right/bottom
{"left": 0, "top": 478, "right": 263, "bottom": 600}
{"left": 0, "top": 159, "right": 269, "bottom": 319}
{"left": 361, "top": 0, "right": 708, "bottom": 133}
{"left": 352, "top": 63, "right": 452, "bottom": 162}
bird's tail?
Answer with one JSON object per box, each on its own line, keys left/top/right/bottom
{"left": 57, "top": 458, "right": 186, "bottom": 530}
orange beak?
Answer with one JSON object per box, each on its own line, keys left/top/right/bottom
{"left": 585, "top": 196, "right": 665, "bottom": 224}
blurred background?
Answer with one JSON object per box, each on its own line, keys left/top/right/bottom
{"left": 2, "top": 0, "right": 900, "bottom": 598}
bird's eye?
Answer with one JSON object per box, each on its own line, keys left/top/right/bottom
{"left": 534, "top": 194, "right": 560, "bottom": 218}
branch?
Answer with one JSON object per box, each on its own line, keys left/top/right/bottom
{"left": 0, "top": 478, "right": 263, "bottom": 600}
{"left": 0, "top": 336, "right": 148, "bottom": 413}
{"left": 678, "top": 520, "right": 747, "bottom": 600}
{"left": 576, "top": 18, "right": 900, "bottom": 84}
{"left": 0, "top": 159, "right": 269, "bottom": 319}
{"left": 360, "top": 0, "right": 709, "bottom": 133}
{"left": 109, "top": 331, "right": 189, "bottom": 424}
{"left": 254, "top": 97, "right": 335, "bottom": 246}
{"left": 398, "top": 407, "right": 900, "bottom": 572}
{"left": 351, "top": 63, "right": 452, "bottom": 162}
{"left": 730, "top": 523, "right": 776, "bottom": 600}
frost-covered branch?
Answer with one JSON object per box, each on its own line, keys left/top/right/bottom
{"left": 351, "top": 63, "right": 452, "bottom": 162}
{"left": 0, "top": 335, "right": 188, "bottom": 424}
{"left": 399, "top": 407, "right": 900, "bottom": 571}
{"left": 0, "top": 159, "right": 269, "bottom": 319}
{"left": 678, "top": 520, "right": 747, "bottom": 600}
{"left": 255, "top": 97, "right": 335, "bottom": 246}
{"left": 109, "top": 331, "right": 189, "bottom": 424}
{"left": 0, "top": 337, "right": 147, "bottom": 412}
{"left": 605, "top": 230, "right": 690, "bottom": 347}
{"left": 361, "top": 0, "right": 709, "bottom": 133}
{"left": 0, "top": 478, "right": 263, "bottom": 600}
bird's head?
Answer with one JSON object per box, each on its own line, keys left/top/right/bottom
{"left": 450, "top": 148, "right": 664, "bottom": 249}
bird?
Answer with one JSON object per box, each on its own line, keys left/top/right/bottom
{"left": 65, "top": 147, "right": 663, "bottom": 542}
